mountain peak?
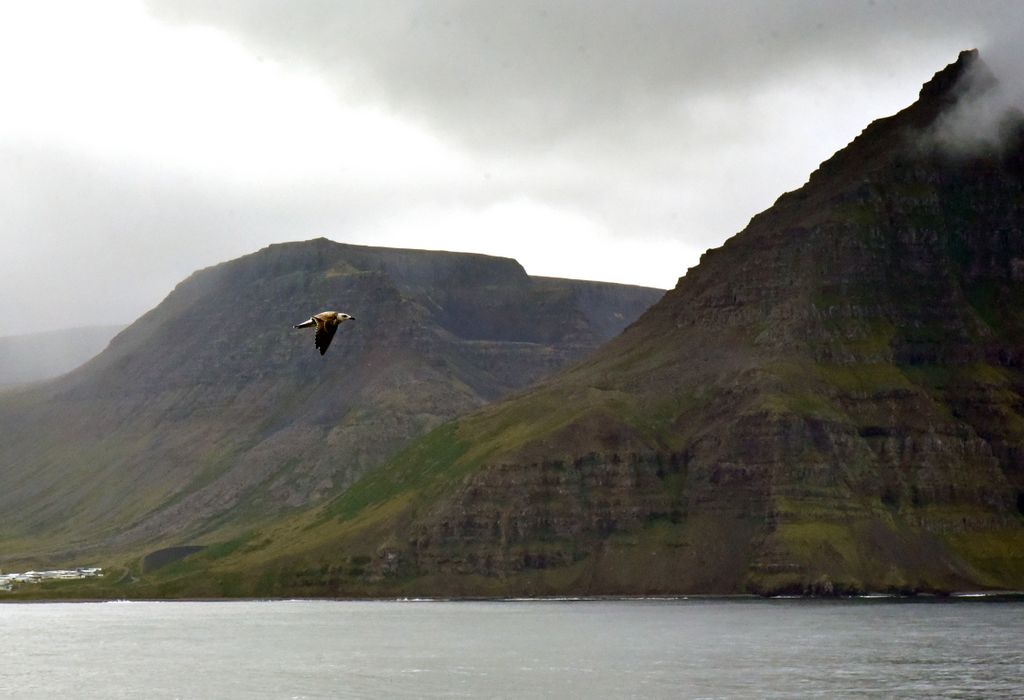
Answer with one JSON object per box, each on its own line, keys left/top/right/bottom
{"left": 918, "top": 48, "right": 980, "bottom": 102}
{"left": 771, "top": 50, "right": 1011, "bottom": 216}
{"left": 899, "top": 48, "right": 1007, "bottom": 136}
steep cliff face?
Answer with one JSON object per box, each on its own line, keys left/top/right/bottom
{"left": 0, "top": 240, "right": 662, "bottom": 564}
{"left": 201, "top": 51, "right": 1024, "bottom": 598}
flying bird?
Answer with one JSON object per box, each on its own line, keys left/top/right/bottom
{"left": 293, "top": 311, "right": 355, "bottom": 355}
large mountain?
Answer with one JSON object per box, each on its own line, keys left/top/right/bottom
{"left": 0, "top": 240, "right": 662, "bottom": 567}
{"left": 152, "top": 50, "right": 1024, "bottom": 598}
{"left": 0, "top": 325, "right": 125, "bottom": 388}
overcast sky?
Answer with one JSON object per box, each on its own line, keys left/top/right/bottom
{"left": 2, "top": 1, "right": 1023, "bottom": 336}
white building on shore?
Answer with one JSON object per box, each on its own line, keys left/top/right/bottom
{"left": 0, "top": 567, "right": 103, "bottom": 591}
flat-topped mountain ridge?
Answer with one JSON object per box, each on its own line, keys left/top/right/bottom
{"left": 0, "top": 239, "right": 662, "bottom": 566}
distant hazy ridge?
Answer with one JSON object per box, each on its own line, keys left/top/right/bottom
{"left": 0, "top": 325, "right": 125, "bottom": 388}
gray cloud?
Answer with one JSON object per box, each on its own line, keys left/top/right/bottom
{"left": 3, "top": 2, "right": 1024, "bottom": 337}
{"left": 144, "top": 0, "right": 1021, "bottom": 149}
{"left": 139, "top": 1, "right": 1024, "bottom": 245}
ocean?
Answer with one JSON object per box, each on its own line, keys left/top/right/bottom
{"left": 1, "top": 598, "right": 1021, "bottom": 698}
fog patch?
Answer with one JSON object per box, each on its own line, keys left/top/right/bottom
{"left": 929, "top": 50, "right": 1024, "bottom": 157}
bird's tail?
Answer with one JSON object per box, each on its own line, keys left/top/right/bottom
{"left": 293, "top": 318, "right": 315, "bottom": 329}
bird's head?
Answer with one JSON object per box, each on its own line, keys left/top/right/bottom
{"left": 340, "top": 313, "right": 355, "bottom": 322}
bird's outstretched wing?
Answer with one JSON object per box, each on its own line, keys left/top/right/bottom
{"left": 315, "top": 322, "right": 339, "bottom": 355}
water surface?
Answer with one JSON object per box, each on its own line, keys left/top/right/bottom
{"left": 2, "top": 598, "right": 1021, "bottom": 698}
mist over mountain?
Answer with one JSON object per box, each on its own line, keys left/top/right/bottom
{"left": 0, "top": 240, "right": 661, "bottom": 567}
{"left": 925, "top": 51, "right": 1024, "bottom": 157}
{"left": 157, "top": 50, "right": 1024, "bottom": 599}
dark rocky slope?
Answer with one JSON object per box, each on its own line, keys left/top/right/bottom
{"left": 188, "top": 50, "right": 1024, "bottom": 598}
{"left": 0, "top": 240, "right": 662, "bottom": 566}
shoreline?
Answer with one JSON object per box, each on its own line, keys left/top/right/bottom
{"left": 3, "top": 591, "right": 1023, "bottom": 605}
